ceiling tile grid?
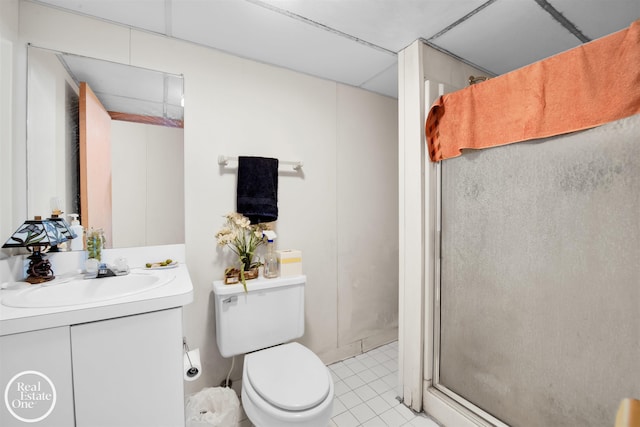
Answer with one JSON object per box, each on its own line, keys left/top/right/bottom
{"left": 428, "top": 0, "right": 584, "bottom": 75}
{"left": 547, "top": 0, "right": 640, "bottom": 40}
{"left": 254, "top": 0, "right": 487, "bottom": 51}
{"left": 37, "top": 0, "right": 168, "bottom": 34}
{"left": 33, "top": 0, "right": 640, "bottom": 99}
{"left": 170, "top": 0, "right": 397, "bottom": 89}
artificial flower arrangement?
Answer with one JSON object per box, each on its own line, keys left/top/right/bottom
{"left": 215, "top": 212, "right": 272, "bottom": 291}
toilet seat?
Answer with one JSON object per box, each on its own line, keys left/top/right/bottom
{"left": 241, "top": 342, "right": 334, "bottom": 427}
{"left": 245, "top": 342, "right": 330, "bottom": 411}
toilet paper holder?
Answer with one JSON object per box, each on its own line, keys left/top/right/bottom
{"left": 183, "top": 338, "right": 200, "bottom": 378}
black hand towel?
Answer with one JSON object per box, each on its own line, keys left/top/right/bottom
{"left": 237, "top": 156, "right": 278, "bottom": 223}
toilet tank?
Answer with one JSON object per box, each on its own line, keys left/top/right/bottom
{"left": 212, "top": 275, "right": 305, "bottom": 358}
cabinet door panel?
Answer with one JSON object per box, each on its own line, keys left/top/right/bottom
{"left": 0, "top": 327, "right": 75, "bottom": 427}
{"left": 71, "top": 308, "right": 184, "bottom": 427}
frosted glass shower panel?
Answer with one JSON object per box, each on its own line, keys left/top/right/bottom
{"left": 438, "top": 114, "right": 640, "bottom": 427}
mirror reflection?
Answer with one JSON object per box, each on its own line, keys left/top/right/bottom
{"left": 27, "top": 46, "right": 185, "bottom": 249}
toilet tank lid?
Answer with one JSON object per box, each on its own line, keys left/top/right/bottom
{"left": 245, "top": 342, "right": 331, "bottom": 411}
{"left": 212, "top": 275, "right": 305, "bottom": 296}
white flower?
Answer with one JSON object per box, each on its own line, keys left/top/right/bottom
{"left": 216, "top": 213, "right": 269, "bottom": 267}
{"left": 236, "top": 217, "right": 251, "bottom": 229}
{"left": 214, "top": 228, "right": 233, "bottom": 245}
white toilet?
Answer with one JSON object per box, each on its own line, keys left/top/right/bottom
{"left": 212, "top": 275, "right": 334, "bottom": 427}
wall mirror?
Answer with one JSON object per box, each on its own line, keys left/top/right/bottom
{"left": 27, "top": 45, "right": 185, "bottom": 249}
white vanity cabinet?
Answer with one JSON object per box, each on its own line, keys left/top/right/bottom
{"left": 71, "top": 308, "right": 184, "bottom": 427}
{"left": 1, "top": 309, "right": 185, "bottom": 427}
{"left": 0, "top": 327, "right": 76, "bottom": 427}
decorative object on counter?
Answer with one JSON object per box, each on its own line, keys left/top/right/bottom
{"left": 236, "top": 156, "right": 279, "bottom": 224}
{"left": 215, "top": 212, "right": 271, "bottom": 291}
{"left": 262, "top": 230, "right": 279, "bottom": 279}
{"left": 223, "top": 267, "right": 240, "bottom": 284}
{"left": 86, "top": 228, "right": 105, "bottom": 261}
{"left": 47, "top": 200, "right": 77, "bottom": 252}
{"left": 47, "top": 215, "right": 76, "bottom": 252}
{"left": 85, "top": 258, "right": 99, "bottom": 278}
{"left": 223, "top": 266, "right": 259, "bottom": 284}
{"left": 145, "top": 259, "right": 177, "bottom": 269}
{"left": 68, "top": 214, "right": 85, "bottom": 251}
{"left": 2, "top": 216, "right": 67, "bottom": 284}
{"left": 277, "top": 249, "right": 302, "bottom": 277}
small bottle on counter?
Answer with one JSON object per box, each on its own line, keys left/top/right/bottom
{"left": 262, "top": 230, "right": 279, "bottom": 279}
{"left": 68, "top": 214, "right": 84, "bottom": 251}
{"left": 263, "top": 239, "right": 279, "bottom": 278}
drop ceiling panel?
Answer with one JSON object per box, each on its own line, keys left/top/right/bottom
{"left": 171, "top": 0, "right": 396, "bottom": 87}
{"left": 256, "top": 0, "right": 486, "bottom": 52}
{"left": 548, "top": 0, "right": 640, "bottom": 40}
{"left": 360, "top": 62, "right": 399, "bottom": 99}
{"left": 61, "top": 54, "right": 183, "bottom": 118}
{"left": 63, "top": 55, "right": 166, "bottom": 103}
{"left": 430, "top": 0, "right": 582, "bottom": 75}
{"left": 35, "top": 0, "right": 168, "bottom": 34}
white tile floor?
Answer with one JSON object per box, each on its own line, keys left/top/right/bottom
{"left": 238, "top": 341, "right": 440, "bottom": 427}
{"left": 328, "top": 341, "right": 440, "bottom": 427}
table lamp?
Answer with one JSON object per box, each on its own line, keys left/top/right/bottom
{"left": 2, "top": 216, "right": 68, "bottom": 284}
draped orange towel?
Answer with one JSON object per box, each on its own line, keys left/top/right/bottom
{"left": 426, "top": 19, "right": 640, "bottom": 162}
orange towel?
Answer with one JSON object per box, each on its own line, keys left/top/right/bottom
{"left": 426, "top": 19, "right": 640, "bottom": 162}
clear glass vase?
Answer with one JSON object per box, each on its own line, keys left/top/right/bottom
{"left": 86, "top": 228, "right": 105, "bottom": 260}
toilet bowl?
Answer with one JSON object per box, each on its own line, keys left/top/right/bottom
{"left": 241, "top": 342, "right": 334, "bottom": 427}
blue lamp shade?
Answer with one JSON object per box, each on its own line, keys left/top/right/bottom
{"left": 2, "top": 217, "right": 66, "bottom": 249}
{"left": 47, "top": 215, "right": 77, "bottom": 251}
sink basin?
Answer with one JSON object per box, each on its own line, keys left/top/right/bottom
{"left": 1, "top": 271, "right": 175, "bottom": 308}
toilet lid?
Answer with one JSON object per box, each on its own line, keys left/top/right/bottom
{"left": 245, "top": 342, "right": 330, "bottom": 411}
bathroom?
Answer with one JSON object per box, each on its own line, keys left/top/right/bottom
{"left": 1, "top": 1, "right": 638, "bottom": 427}
{"left": 1, "top": 1, "right": 399, "bottom": 425}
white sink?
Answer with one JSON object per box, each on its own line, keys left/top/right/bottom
{"left": 1, "top": 271, "right": 175, "bottom": 308}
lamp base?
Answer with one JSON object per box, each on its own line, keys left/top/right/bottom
{"left": 25, "top": 275, "right": 55, "bottom": 285}
{"left": 26, "top": 251, "right": 55, "bottom": 284}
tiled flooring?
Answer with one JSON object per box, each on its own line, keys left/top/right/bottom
{"left": 328, "top": 341, "right": 439, "bottom": 427}
{"left": 238, "top": 341, "right": 440, "bottom": 427}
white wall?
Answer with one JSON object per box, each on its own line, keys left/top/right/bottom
{"left": 26, "top": 46, "right": 79, "bottom": 220}
{"left": 6, "top": 0, "right": 399, "bottom": 395}
{"left": 111, "top": 121, "right": 185, "bottom": 248}
{"left": 336, "top": 85, "right": 399, "bottom": 355}
{"left": 0, "top": 0, "right": 23, "bottom": 254}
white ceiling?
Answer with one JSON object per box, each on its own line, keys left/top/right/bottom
{"left": 57, "top": 51, "right": 184, "bottom": 119}
{"left": 35, "top": 0, "right": 640, "bottom": 99}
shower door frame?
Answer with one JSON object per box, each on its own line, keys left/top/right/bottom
{"left": 397, "top": 40, "right": 512, "bottom": 426}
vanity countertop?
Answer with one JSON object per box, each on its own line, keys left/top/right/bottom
{"left": 0, "top": 264, "right": 193, "bottom": 336}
